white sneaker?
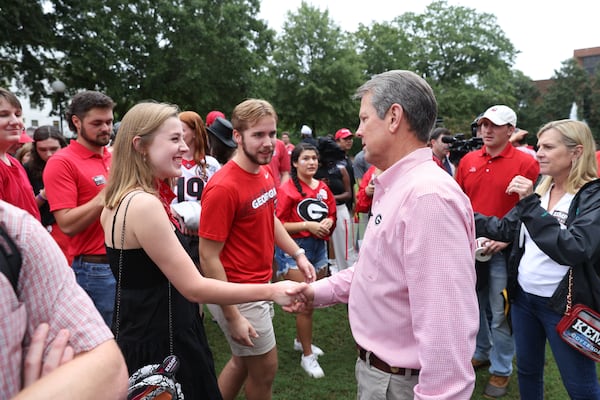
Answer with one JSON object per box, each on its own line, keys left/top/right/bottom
{"left": 301, "top": 354, "right": 325, "bottom": 378}
{"left": 294, "top": 338, "right": 324, "bottom": 356}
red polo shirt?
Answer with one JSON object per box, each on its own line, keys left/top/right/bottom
{"left": 456, "top": 143, "right": 539, "bottom": 218}
{"left": 43, "top": 141, "right": 111, "bottom": 257}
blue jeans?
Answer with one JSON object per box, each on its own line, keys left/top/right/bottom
{"left": 275, "top": 236, "right": 328, "bottom": 277}
{"left": 71, "top": 258, "right": 116, "bottom": 327}
{"left": 473, "top": 253, "right": 514, "bottom": 376}
{"left": 512, "top": 286, "right": 600, "bottom": 399}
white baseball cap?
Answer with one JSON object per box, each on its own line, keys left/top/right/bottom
{"left": 478, "top": 105, "right": 517, "bottom": 127}
{"left": 300, "top": 124, "right": 312, "bottom": 136}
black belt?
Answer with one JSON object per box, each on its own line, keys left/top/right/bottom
{"left": 357, "top": 345, "right": 419, "bottom": 376}
{"left": 78, "top": 254, "right": 109, "bottom": 264}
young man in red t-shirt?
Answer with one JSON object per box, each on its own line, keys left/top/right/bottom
{"left": 200, "top": 99, "right": 315, "bottom": 400}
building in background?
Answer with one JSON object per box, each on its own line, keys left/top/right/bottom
{"left": 10, "top": 84, "right": 71, "bottom": 138}
{"left": 574, "top": 46, "right": 600, "bottom": 76}
{"left": 534, "top": 46, "right": 600, "bottom": 96}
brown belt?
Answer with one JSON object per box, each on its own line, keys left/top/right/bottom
{"left": 78, "top": 254, "right": 109, "bottom": 264}
{"left": 357, "top": 345, "right": 419, "bottom": 376}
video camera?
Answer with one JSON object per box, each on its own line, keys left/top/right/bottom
{"left": 442, "top": 133, "right": 483, "bottom": 165}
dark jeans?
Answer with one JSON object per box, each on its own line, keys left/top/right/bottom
{"left": 512, "top": 286, "right": 600, "bottom": 399}
{"left": 71, "top": 258, "right": 116, "bottom": 327}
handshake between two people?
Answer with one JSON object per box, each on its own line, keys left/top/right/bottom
{"left": 270, "top": 280, "right": 315, "bottom": 313}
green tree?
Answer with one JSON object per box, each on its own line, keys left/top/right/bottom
{"left": 399, "top": 1, "right": 516, "bottom": 85}
{"left": 413, "top": 1, "right": 517, "bottom": 132}
{"left": 539, "top": 59, "right": 590, "bottom": 125}
{"left": 0, "top": 0, "right": 57, "bottom": 105}
{"left": 268, "top": 1, "right": 364, "bottom": 138}
{"left": 354, "top": 21, "right": 414, "bottom": 77}
{"left": 510, "top": 70, "right": 542, "bottom": 138}
{"left": 3, "top": 0, "right": 548, "bottom": 139}
{"left": 526, "top": 57, "right": 600, "bottom": 142}
{"left": 48, "top": 0, "right": 272, "bottom": 118}
{"left": 352, "top": 1, "right": 519, "bottom": 133}
{"left": 588, "top": 67, "right": 600, "bottom": 141}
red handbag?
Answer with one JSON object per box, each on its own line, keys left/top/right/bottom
{"left": 556, "top": 269, "right": 600, "bottom": 362}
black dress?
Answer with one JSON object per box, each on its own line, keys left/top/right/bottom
{"left": 107, "top": 203, "right": 222, "bottom": 399}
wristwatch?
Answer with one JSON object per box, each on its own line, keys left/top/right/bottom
{"left": 292, "top": 248, "right": 306, "bottom": 260}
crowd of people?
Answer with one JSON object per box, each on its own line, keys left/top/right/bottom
{"left": 2, "top": 68, "right": 600, "bottom": 400}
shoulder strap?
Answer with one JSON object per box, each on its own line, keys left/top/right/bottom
{"left": 113, "top": 192, "right": 142, "bottom": 339}
{"left": 0, "top": 225, "right": 23, "bottom": 294}
{"left": 110, "top": 191, "right": 142, "bottom": 248}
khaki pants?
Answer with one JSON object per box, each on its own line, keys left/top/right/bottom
{"left": 355, "top": 358, "right": 418, "bottom": 400}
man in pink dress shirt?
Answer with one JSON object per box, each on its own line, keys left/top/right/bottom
{"left": 302, "top": 70, "right": 479, "bottom": 399}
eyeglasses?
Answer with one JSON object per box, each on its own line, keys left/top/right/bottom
{"left": 342, "top": 137, "right": 353, "bottom": 141}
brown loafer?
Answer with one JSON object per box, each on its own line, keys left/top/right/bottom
{"left": 483, "top": 374, "right": 510, "bottom": 398}
{"left": 471, "top": 358, "right": 491, "bottom": 370}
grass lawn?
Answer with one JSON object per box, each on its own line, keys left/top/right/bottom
{"left": 204, "top": 303, "right": 597, "bottom": 399}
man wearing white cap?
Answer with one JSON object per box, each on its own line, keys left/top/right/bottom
{"left": 455, "top": 105, "right": 539, "bottom": 398}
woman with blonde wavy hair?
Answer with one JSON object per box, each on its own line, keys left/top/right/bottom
{"left": 100, "top": 101, "right": 306, "bottom": 399}
{"left": 475, "top": 119, "right": 600, "bottom": 399}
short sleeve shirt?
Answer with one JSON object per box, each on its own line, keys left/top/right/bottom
{"left": 43, "top": 141, "right": 111, "bottom": 256}
{"left": 173, "top": 155, "right": 221, "bottom": 203}
{"left": 276, "top": 178, "right": 336, "bottom": 240}
{"left": 199, "top": 162, "right": 276, "bottom": 283}
{"left": 455, "top": 144, "right": 539, "bottom": 217}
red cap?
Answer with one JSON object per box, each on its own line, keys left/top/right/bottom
{"left": 334, "top": 128, "right": 353, "bottom": 140}
{"left": 206, "top": 110, "right": 225, "bottom": 126}
{"left": 19, "top": 131, "right": 33, "bottom": 143}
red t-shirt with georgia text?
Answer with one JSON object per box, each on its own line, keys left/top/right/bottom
{"left": 199, "top": 162, "right": 276, "bottom": 283}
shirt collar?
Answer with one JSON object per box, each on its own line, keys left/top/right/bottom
{"left": 69, "top": 140, "right": 109, "bottom": 160}
{"left": 377, "top": 147, "right": 432, "bottom": 187}
{"left": 481, "top": 142, "right": 516, "bottom": 159}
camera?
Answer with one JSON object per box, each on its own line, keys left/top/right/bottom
{"left": 442, "top": 133, "right": 483, "bottom": 165}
